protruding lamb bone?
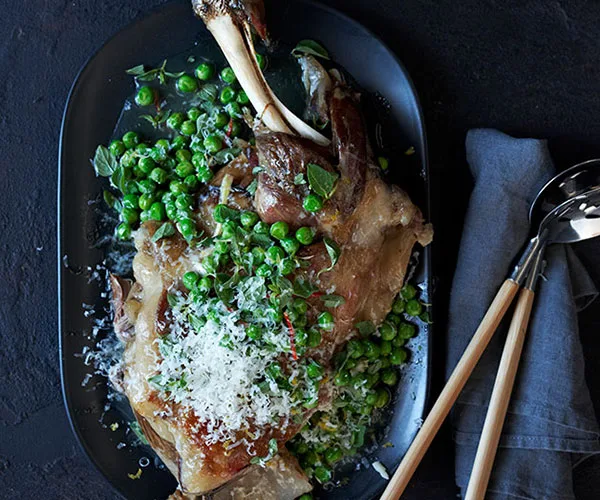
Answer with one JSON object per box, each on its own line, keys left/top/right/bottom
{"left": 192, "top": 0, "right": 330, "bottom": 146}
{"left": 298, "top": 55, "right": 332, "bottom": 127}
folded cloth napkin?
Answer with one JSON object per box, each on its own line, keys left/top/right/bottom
{"left": 447, "top": 129, "right": 600, "bottom": 499}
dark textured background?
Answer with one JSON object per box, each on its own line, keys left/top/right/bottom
{"left": 2, "top": 0, "right": 600, "bottom": 498}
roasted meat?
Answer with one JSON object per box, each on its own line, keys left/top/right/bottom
{"left": 111, "top": 0, "right": 432, "bottom": 497}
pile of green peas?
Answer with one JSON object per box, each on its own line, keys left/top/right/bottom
{"left": 287, "top": 283, "right": 427, "bottom": 486}
{"left": 107, "top": 59, "right": 268, "bottom": 242}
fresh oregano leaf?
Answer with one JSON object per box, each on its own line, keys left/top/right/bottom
{"left": 318, "top": 238, "right": 341, "bottom": 276}
{"left": 293, "top": 278, "right": 318, "bottom": 298}
{"left": 321, "top": 294, "right": 345, "bottom": 308}
{"left": 152, "top": 223, "right": 176, "bottom": 243}
{"left": 307, "top": 163, "right": 338, "bottom": 199}
{"left": 93, "top": 145, "right": 118, "bottom": 177}
{"left": 292, "top": 39, "right": 330, "bottom": 60}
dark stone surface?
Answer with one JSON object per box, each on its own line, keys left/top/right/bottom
{"left": 1, "top": 0, "right": 599, "bottom": 499}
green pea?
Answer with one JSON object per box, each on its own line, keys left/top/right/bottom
{"left": 184, "top": 174, "right": 199, "bottom": 190}
{"left": 220, "top": 67, "right": 237, "bottom": 84}
{"left": 138, "top": 193, "right": 155, "bottom": 210}
{"left": 149, "top": 167, "right": 168, "bottom": 185}
{"left": 178, "top": 218, "right": 196, "bottom": 240}
{"left": 221, "top": 221, "right": 237, "bottom": 239}
{"left": 124, "top": 180, "right": 139, "bottom": 195}
{"left": 175, "top": 194, "right": 193, "bottom": 211}
{"left": 348, "top": 339, "right": 364, "bottom": 359}
{"left": 122, "top": 194, "right": 139, "bottom": 210}
{"left": 267, "top": 308, "right": 283, "bottom": 323}
{"left": 365, "top": 390, "right": 378, "bottom": 406}
{"left": 182, "top": 271, "right": 200, "bottom": 290}
{"left": 198, "top": 276, "right": 213, "bottom": 292}
{"left": 390, "top": 347, "right": 407, "bottom": 365}
{"left": 256, "top": 53, "right": 267, "bottom": 70}
{"left": 213, "top": 110, "right": 229, "bottom": 129}
{"left": 236, "top": 90, "right": 249, "bottom": 105}
{"left": 219, "top": 86, "right": 236, "bottom": 104}
{"left": 251, "top": 246, "right": 266, "bottom": 265}
{"left": 246, "top": 324, "right": 262, "bottom": 340}
{"left": 229, "top": 119, "right": 243, "bottom": 137}
{"left": 139, "top": 210, "right": 151, "bottom": 223}
{"left": 171, "top": 135, "right": 188, "bottom": 151}
{"left": 398, "top": 322, "right": 416, "bottom": 339}
{"left": 266, "top": 245, "right": 285, "bottom": 263}
{"left": 293, "top": 298, "right": 308, "bottom": 315}
{"left": 175, "top": 161, "right": 195, "bottom": 178}
{"left": 255, "top": 263, "right": 271, "bottom": 278}
{"left": 197, "top": 166, "right": 214, "bottom": 183}
{"left": 270, "top": 221, "right": 289, "bottom": 240}
{"left": 166, "top": 112, "right": 185, "bottom": 131}
{"left": 325, "top": 447, "right": 342, "bottom": 464}
{"left": 120, "top": 150, "right": 137, "bottom": 168}
{"left": 226, "top": 102, "right": 242, "bottom": 118}
{"left": 386, "top": 313, "right": 402, "bottom": 325}
{"left": 240, "top": 211, "right": 259, "bottom": 228}
{"left": 195, "top": 62, "right": 215, "bottom": 81}
{"left": 175, "top": 149, "right": 191, "bottom": 163}
{"left": 405, "top": 299, "right": 423, "bottom": 316}
{"left": 116, "top": 222, "right": 131, "bottom": 240}
{"left": 314, "top": 465, "right": 332, "bottom": 484}
{"left": 379, "top": 357, "right": 391, "bottom": 369}
{"left": 253, "top": 221, "right": 270, "bottom": 234}
{"left": 187, "top": 107, "right": 201, "bottom": 121}
{"left": 294, "top": 329, "right": 308, "bottom": 347}
{"left": 400, "top": 284, "right": 417, "bottom": 300}
{"left": 392, "top": 336, "right": 406, "bottom": 348}
{"left": 138, "top": 156, "right": 156, "bottom": 175}
{"left": 149, "top": 202, "right": 166, "bottom": 221}
{"left": 303, "top": 193, "right": 323, "bottom": 213}
{"left": 281, "top": 237, "right": 300, "bottom": 256}
{"left": 318, "top": 311, "right": 334, "bottom": 331}
{"left": 122, "top": 131, "right": 140, "bottom": 149}
{"left": 170, "top": 180, "right": 187, "bottom": 194}
{"left": 380, "top": 340, "right": 392, "bottom": 356}
{"left": 307, "top": 329, "right": 322, "bottom": 348}
{"left": 191, "top": 152, "right": 206, "bottom": 169}
{"left": 165, "top": 202, "right": 178, "bottom": 220}
{"left": 137, "top": 179, "right": 157, "bottom": 194}
{"left": 214, "top": 241, "right": 228, "bottom": 254}
{"left": 334, "top": 370, "right": 351, "bottom": 386}
{"left": 121, "top": 207, "right": 139, "bottom": 224}
{"left": 180, "top": 120, "right": 197, "bottom": 137}
{"left": 381, "top": 368, "right": 398, "bottom": 386}
{"left": 279, "top": 258, "right": 294, "bottom": 275}
{"left": 295, "top": 226, "right": 315, "bottom": 245}
{"left": 109, "top": 140, "right": 126, "bottom": 157}
{"left": 364, "top": 340, "right": 381, "bottom": 359}
{"left": 135, "top": 86, "right": 155, "bottom": 106}
{"left": 176, "top": 74, "right": 198, "bottom": 93}
{"left": 374, "top": 387, "right": 391, "bottom": 408}
{"left": 204, "top": 134, "right": 223, "bottom": 154}
{"left": 306, "top": 360, "right": 323, "bottom": 379}
{"left": 380, "top": 321, "right": 397, "bottom": 341}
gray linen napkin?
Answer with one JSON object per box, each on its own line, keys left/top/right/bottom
{"left": 447, "top": 129, "right": 600, "bottom": 499}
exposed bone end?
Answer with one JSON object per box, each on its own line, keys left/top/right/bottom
{"left": 298, "top": 55, "right": 332, "bottom": 127}
{"left": 109, "top": 274, "right": 135, "bottom": 341}
{"left": 192, "top": 0, "right": 268, "bottom": 41}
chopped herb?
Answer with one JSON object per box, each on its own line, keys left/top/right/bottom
{"left": 307, "top": 163, "right": 339, "bottom": 199}
{"left": 292, "top": 39, "right": 330, "bottom": 60}
{"left": 140, "top": 109, "right": 171, "bottom": 129}
{"left": 293, "top": 277, "right": 319, "bottom": 298}
{"left": 103, "top": 190, "right": 122, "bottom": 211}
{"left": 250, "top": 438, "right": 278, "bottom": 467}
{"left": 321, "top": 294, "right": 345, "bottom": 308}
{"left": 167, "top": 293, "right": 179, "bottom": 308}
{"left": 126, "top": 59, "right": 184, "bottom": 85}
{"left": 151, "top": 223, "right": 176, "bottom": 242}
{"left": 378, "top": 156, "right": 389, "bottom": 171}
{"left": 246, "top": 178, "right": 258, "bottom": 195}
{"left": 405, "top": 146, "right": 416, "bottom": 156}
{"left": 318, "top": 238, "right": 341, "bottom": 276}
{"left": 93, "top": 145, "right": 118, "bottom": 177}
{"left": 128, "top": 468, "right": 143, "bottom": 480}
{"left": 252, "top": 166, "right": 265, "bottom": 175}
{"left": 129, "top": 421, "right": 149, "bottom": 445}
{"left": 294, "top": 173, "right": 307, "bottom": 185}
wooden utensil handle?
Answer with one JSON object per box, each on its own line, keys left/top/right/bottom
{"left": 464, "top": 288, "right": 535, "bottom": 500}
{"left": 380, "top": 279, "right": 520, "bottom": 500}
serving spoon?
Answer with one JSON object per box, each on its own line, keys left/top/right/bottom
{"left": 381, "top": 159, "right": 600, "bottom": 500}
{"left": 465, "top": 184, "right": 600, "bottom": 499}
